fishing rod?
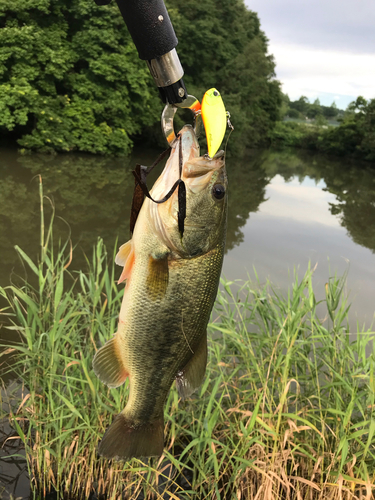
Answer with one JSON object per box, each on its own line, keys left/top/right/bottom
{"left": 94, "top": 0, "right": 201, "bottom": 146}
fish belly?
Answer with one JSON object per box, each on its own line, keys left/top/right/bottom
{"left": 95, "top": 244, "right": 224, "bottom": 459}
{"left": 122, "top": 243, "right": 224, "bottom": 420}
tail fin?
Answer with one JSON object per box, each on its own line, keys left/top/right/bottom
{"left": 98, "top": 413, "right": 164, "bottom": 460}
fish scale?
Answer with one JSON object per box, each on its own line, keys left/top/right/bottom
{"left": 93, "top": 125, "right": 227, "bottom": 460}
{"left": 121, "top": 244, "right": 224, "bottom": 422}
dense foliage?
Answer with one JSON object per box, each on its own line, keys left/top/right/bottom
{"left": 169, "top": 0, "right": 282, "bottom": 154}
{"left": 271, "top": 97, "right": 375, "bottom": 162}
{"left": 0, "top": 0, "right": 281, "bottom": 155}
{"left": 0, "top": 0, "right": 159, "bottom": 155}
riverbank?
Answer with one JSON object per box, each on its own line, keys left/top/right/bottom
{"left": 269, "top": 119, "right": 375, "bottom": 164}
{"left": 1, "top": 207, "right": 374, "bottom": 499}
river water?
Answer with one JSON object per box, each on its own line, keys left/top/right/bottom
{"left": 1, "top": 147, "right": 374, "bottom": 329}
{"left": 1, "top": 147, "right": 375, "bottom": 498}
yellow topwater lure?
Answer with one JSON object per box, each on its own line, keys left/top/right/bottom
{"left": 201, "top": 88, "right": 227, "bottom": 158}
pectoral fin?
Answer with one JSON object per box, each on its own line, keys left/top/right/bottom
{"left": 146, "top": 255, "right": 169, "bottom": 301}
{"left": 176, "top": 334, "right": 208, "bottom": 399}
{"left": 115, "top": 240, "right": 132, "bottom": 266}
{"left": 116, "top": 240, "right": 135, "bottom": 284}
{"left": 92, "top": 336, "right": 129, "bottom": 388}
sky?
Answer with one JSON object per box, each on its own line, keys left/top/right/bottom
{"left": 244, "top": 0, "right": 375, "bottom": 109}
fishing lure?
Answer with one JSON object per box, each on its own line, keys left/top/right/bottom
{"left": 201, "top": 88, "right": 227, "bottom": 158}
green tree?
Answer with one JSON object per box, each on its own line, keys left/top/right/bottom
{"left": 0, "top": 0, "right": 282, "bottom": 155}
{"left": 319, "top": 97, "right": 375, "bottom": 160}
{"left": 306, "top": 105, "right": 320, "bottom": 119}
{"left": 167, "top": 0, "right": 282, "bottom": 154}
{"left": 321, "top": 103, "right": 338, "bottom": 119}
{"left": 279, "top": 93, "right": 290, "bottom": 119}
{"left": 273, "top": 95, "right": 375, "bottom": 163}
{"left": 356, "top": 99, "right": 375, "bottom": 161}
{"left": 315, "top": 114, "right": 327, "bottom": 126}
{"left": 287, "top": 108, "right": 300, "bottom": 119}
{"left": 0, "top": 0, "right": 161, "bottom": 154}
{"left": 347, "top": 96, "right": 368, "bottom": 113}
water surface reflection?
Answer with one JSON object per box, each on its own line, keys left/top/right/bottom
{"left": 1, "top": 147, "right": 375, "bottom": 499}
{"left": 1, "top": 147, "right": 375, "bottom": 320}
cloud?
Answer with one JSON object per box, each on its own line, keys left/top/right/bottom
{"left": 261, "top": 175, "right": 340, "bottom": 227}
{"left": 242, "top": 0, "right": 375, "bottom": 103}
{"left": 271, "top": 43, "right": 375, "bottom": 101}
{"left": 245, "top": 0, "right": 375, "bottom": 54}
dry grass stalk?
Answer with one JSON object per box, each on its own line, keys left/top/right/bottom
{"left": 1, "top": 210, "right": 374, "bottom": 499}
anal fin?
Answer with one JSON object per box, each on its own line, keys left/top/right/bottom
{"left": 98, "top": 412, "right": 164, "bottom": 460}
{"left": 92, "top": 336, "right": 129, "bottom": 388}
{"left": 176, "top": 334, "right": 208, "bottom": 400}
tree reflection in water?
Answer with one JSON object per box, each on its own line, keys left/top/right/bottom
{"left": 259, "top": 149, "right": 375, "bottom": 254}
{"left": 0, "top": 148, "right": 270, "bottom": 286}
{"left": 1, "top": 147, "right": 375, "bottom": 290}
{"left": 1, "top": 147, "right": 375, "bottom": 500}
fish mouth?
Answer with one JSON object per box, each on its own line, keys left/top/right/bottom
{"left": 183, "top": 149, "right": 225, "bottom": 194}
{"left": 149, "top": 125, "right": 225, "bottom": 198}
{"left": 183, "top": 152, "right": 225, "bottom": 179}
{"left": 150, "top": 125, "right": 225, "bottom": 200}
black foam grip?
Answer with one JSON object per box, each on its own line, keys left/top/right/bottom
{"left": 114, "top": 0, "right": 178, "bottom": 60}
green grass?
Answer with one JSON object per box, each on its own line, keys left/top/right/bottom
{"left": 1, "top": 183, "right": 375, "bottom": 499}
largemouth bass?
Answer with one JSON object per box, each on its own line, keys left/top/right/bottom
{"left": 93, "top": 125, "right": 228, "bottom": 460}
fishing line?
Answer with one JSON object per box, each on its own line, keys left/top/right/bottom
{"left": 132, "top": 169, "right": 182, "bottom": 205}
{"left": 224, "top": 111, "right": 234, "bottom": 157}
{"left": 130, "top": 146, "right": 171, "bottom": 233}
{"left": 177, "top": 135, "right": 186, "bottom": 237}
{"left": 131, "top": 134, "right": 187, "bottom": 237}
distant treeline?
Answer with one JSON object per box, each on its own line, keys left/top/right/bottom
{"left": 271, "top": 96, "right": 375, "bottom": 162}
{"left": 0, "top": 0, "right": 281, "bottom": 155}
{"left": 282, "top": 95, "right": 344, "bottom": 122}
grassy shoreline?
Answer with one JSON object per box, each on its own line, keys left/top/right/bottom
{"left": 1, "top": 195, "right": 375, "bottom": 499}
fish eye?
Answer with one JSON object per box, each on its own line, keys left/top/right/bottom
{"left": 213, "top": 90, "right": 219, "bottom": 96}
{"left": 212, "top": 184, "right": 225, "bottom": 200}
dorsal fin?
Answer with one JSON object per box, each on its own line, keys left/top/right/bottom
{"left": 116, "top": 240, "right": 135, "bottom": 284}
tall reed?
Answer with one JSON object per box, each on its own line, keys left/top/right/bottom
{"left": 1, "top": 181, "right": 374, "bottom": 499}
